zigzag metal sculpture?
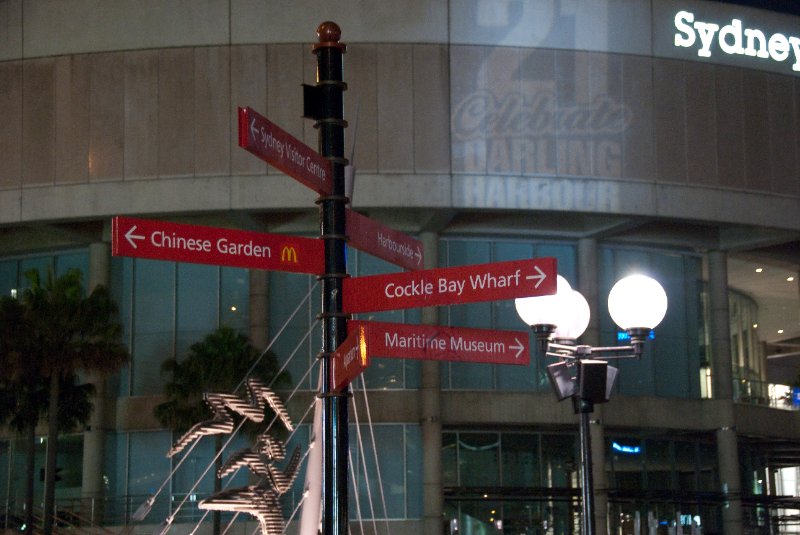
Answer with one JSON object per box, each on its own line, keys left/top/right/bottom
{"left": 200, "top": 431, "right": 302, "bottom": 535}
{"left": 167, "top": 377, "right": 293, "bottom": 458}
{"left": 165, "top": 377, "right": 299, "bottom": 535}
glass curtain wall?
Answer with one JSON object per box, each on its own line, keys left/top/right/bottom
{"left": 443, "top": 430, "right": 722, "bottom": 535}
{"left": 443, "top": 430, "right": 580, "bottom": 535}
{"left": 109, "top": 257, "right": 250, "bottom": 396}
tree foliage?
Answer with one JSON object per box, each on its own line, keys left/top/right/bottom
{"left": 0, "top": 268, "right": 129, "bottom": 535}
{"left": 155, "top": 326, "right": 290, "bottom": 433}
{"left": 154, "top": 326, "right": 290, "bottom": 535}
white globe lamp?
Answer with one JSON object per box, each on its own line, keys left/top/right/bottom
{"left": 607, "top": 274, "right": 668, "bottom": 334}
{"left": 552, "top": 290, "right": 591, "bottom": 340}
{"left": 514, "top": 274, "right": 572, "bottom": 328}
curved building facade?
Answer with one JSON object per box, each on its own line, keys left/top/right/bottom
{"left": 1, "top": 1, "right": 799, "bottom": 534}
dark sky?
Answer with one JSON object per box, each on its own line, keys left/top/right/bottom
{"left": 716, "top": 0, "right": 800, "bottom": 16}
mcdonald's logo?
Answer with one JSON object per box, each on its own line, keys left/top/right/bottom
{"left": 280, "top": 246, "right": 299, "bottom": 263}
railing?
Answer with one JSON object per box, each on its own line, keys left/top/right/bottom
{"left": 734, "top": 379, "right": 799, "bottom": 410}
{"left": 2, "top": 493, "right": 232, "bottom": 532}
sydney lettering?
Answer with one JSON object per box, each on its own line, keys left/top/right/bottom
{"left": 674, "top": 10, "right": 800, "bottom": 72}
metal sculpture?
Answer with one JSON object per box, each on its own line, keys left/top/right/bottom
{"left": 166, "top": 377, "right": 298, "bottom": 535}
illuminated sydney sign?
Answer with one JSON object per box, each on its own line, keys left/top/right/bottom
{"left": 674, "top": 10, "right": 800, "bottom": 73}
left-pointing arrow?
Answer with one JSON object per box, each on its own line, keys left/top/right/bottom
{"left": 125, "top": 226, "right": 145, "bottom": 248}
{"left": 250, "top": 117, "right": 260, "bottom": 143}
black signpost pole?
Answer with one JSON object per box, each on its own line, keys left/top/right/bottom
{"left": 311, "top": 22, "right": 349, "bottom": 535}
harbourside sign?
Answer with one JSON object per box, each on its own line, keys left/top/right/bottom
{"left": 345, "top": 209, "right": 424, "bottom": 271}
{"left": 673, "top": 10, "right": 800, "bottom": 73}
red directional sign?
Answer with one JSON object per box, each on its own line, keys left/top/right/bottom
{"left": 351, "top": 321, "right": 530, "bottom": 365}
{"left": 343, "top": 257, "right": 557, "bottom": 313}
{"left": 112, "top": 216, "right": 324, "bottom": 275}
{"left": 331, "top": 325, "right": 369, "bottom": 392}
{"left": 238, "top": 106, "right": 333, "bottom": 195}
{"left": 346, "top": 209, "right": 423, "bottom": 271}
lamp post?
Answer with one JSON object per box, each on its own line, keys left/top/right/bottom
{"left": 515, "top": 274, "right": 668, "bottom": 535}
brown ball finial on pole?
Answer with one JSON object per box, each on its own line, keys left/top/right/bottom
{"left": 314, "top": 21, "right": 346, "bottom": 52}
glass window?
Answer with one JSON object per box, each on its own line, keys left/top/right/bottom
{"left": 112, "top": 258, "right": 254, "bottom": 397}
{"left": 608, "top": 436, "right": 643, "bottom": 490}
{"left": 458, "top": 499, "right": 503, "bottom": 534}
{"left": 176, "top": 263, "right": 218, "bottom": 358}
{"left": 599, "top": 247, "right": 702, "bottom": 399}
{"left": 0, "top": 250, "right": 90, "bottom": 295}
{"left": 645, "top": 439, "right": 673, "bottom": 490}
{"left": 281, "top": 423, "right": 312, "bottom": 518}
{"left": 103, "top": 432, "right": 127, "bottom": 508}
{"left": 405, "top": 425, "right": 423, "bottom": 518}
{"left": 269, "top": 273, "right": 319, "bottom": 391}
{"left": 128, "top": 431, "right": 172, "bottom": 521}
{"left": 132, "top": 260, "right": 175, "bottom": 395}
{"left": 541, "top": 434, "right": 577, "bottom": 488}
{"left": 443, "top": 432, "right": 459, "bottom": 486}
{"left": 19, "top": 257, "right": 51, "bottom": 286}
{"left": 55, "top": 252, "right": 89, "bottom": 278}
{"left": 220, "top": 268, "right": 249, "bottom": 332}
{"left": 442, "top": 239, "right": 492, "bottom": 397}
{"left": 0, "top": 440, "right": 9, "bottom": 502}
{"left": 458, "top": 433, "right": 500, "bottom": 487}
{"left": 172, "top": 436, "right": 216, "bottom": 500}
{"left": 606, "top": 434, "right": 716, "bottom": 496}
{"left": 349, "top": 424, "right": 420, "bottom": 519}
{"left": 0, "top": 260, "right": 18, "bottom": 295}
{"left": 56, "top": 434, "right": 84, "bottom": 490}
{"left": 501, "top": 433, "right": 540, "bottom": 487}
{"left": 110, "top": 257, "right": 134, "bottom": 397}
{"left": 698, "top": 442, "right": 717, "bottom": 491}
{"left": 675, "top": 440, "right": 697, "bottom": 491}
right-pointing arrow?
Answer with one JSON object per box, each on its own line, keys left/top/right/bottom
{"left": 525, "top": 265, "right": 547, "bottom": 288}
{"left": 510, "top": 337, "right": 525, "bottom": 360}
{"left": 125, "top": 226, "right": 145, "bottom": 249}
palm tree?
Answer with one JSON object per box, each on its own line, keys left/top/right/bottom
{"left": 0, "top": 294, "right": 43, "bottom": 534}
{"left": 1, "top": 275, "right": 119, "bottom": 534}
{"left": 18, "top": 268, "right": 129, "bottom": 535}
{"left": 155, "top": 326, "right": 289, "bottom": 535}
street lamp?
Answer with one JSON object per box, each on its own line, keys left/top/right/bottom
{"left": 515, "top": 274, "right": 668, "bottom": 535}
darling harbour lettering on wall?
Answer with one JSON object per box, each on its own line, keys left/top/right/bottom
{"left": 452, "top": 88, "right": 632, "bottom": 178}
{"left": 456, "top": 175, "right": 621, "bottom": 212}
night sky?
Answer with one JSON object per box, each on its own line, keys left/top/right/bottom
{"left": 716, "top": 0, "right": 800, "bottom": 16}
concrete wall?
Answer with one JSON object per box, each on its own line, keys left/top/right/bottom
{"left": 1, "top": 39, "right": 799, "bottom": 230}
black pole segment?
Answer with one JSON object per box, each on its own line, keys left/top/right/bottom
{"left": 312, "top": 22, "right": 349, "bottom": 535}
{"left": 578, "top": 404, "right": 596, "bottom": 535}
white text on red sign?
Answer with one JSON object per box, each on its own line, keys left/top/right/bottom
{"left": 343, "top": 257, "right": 557, "bottom": 313}
{"left": 351, "top": 321, "right": 530, "bottom": 365}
